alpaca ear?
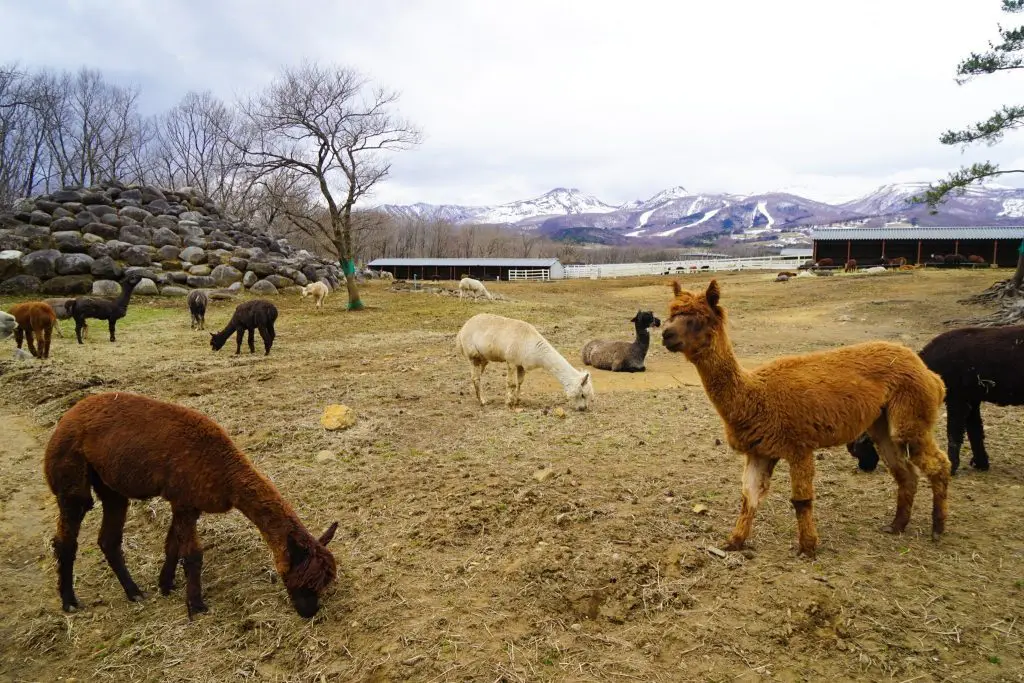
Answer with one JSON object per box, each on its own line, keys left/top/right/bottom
{"left": 705, "top": 280, "right": 721, "bottom": 309}
{"left": 286, "top": 532, "right": 309, "bottom": 567}
{"left": 581, "top": 372, "right": 590, "bottom": 386}
{"left": 319, "top": 522, "right": 339, "bottom": 546}
{"left": 629, "top": 313, "right": 637, "bottom": 322}
{"left": 671, "top": 280, "right": 682, "bottom": 297}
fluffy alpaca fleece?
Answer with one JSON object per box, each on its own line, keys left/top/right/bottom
{"left": 848, "top": 325, "right": 1024, "bottom": 474}
{"left": 581, "top": 310, "right": 661, "bottom": 372}
{"left": 459, "top": 277, "right": 493, "bottom": 300}
{"left": 660, "top": 280, "right": 950, "bottom": 557}
{"left": 455, "top": 313, "right": 594, "bottom": 410}
{"left": 187, "top": 290, "right": 208, "bottom": 330}
{"left": 44, "top": 392, "right": 339, "bottom": 618}
{"left": 301, "top": 281, "right": 330, "bottom": 312}
{"left": 9, "top": 301, "right": 58, "bottom": 359}
{"left": 0, "top": 310, "right": 15, "bottom": 340}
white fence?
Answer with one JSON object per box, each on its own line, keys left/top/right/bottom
{"left": 507, "top": 268, "right": 551, "bottom": 281}
{"left": 562, "top": 255, "right": 807, "bottom": 279}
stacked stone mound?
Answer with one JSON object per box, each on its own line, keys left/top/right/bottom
{"left": 0, "top": 181, "right": 344, "bottom": 296}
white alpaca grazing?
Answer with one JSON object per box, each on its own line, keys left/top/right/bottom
{"left": 459, "top": 277, "right": 493, "bottom": 300}
{"left": 455, "top": 313, "right": 595, "bottom": 411}
{"left": 863, "top": 266, "right": 887, "bottom": 275}
{"left": 0, "top": 310, "right": 15, "bottom": 340}
{"left": 301, "top": 281, "right": 330, "bottom": 312}
{"left": 380, "top": 271, "right": 394, "bottom": 281}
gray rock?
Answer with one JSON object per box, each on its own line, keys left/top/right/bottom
{"left": 282, "top": 286, "right": 305, "bottom": 296}
{"left": 277, "top": 266, "right": 308, "bottom": 286}
{"left": 56, "top": 253, "right": 95, "bottom": 275}
{"left": 52, "top": 207, "right": 74, "bottom": 219}
{"left": 208, "top": 248, "right": 232, "bottom": 265}
{"left": 139, "top": 186, "right": 166, "bottom": 203}
{"left": 119, "top": 205, "right": 153, "bottom": 223}
{"left": 188, "top": 264, "right": 212, "bottom": 276}
{"left": 52, "top": 189, "right": 84, "bottom": 203}
{"left": 119, "top": 188, "right": 142, "bottom": 202}
{"left": 0, "top": 234, "right": 28, "bottom": 251}
{"left": 14, "top": 224, "right": 52, "bottom": 250}
{"left": 0, "top": 274, "right": 42, "bottom": 293}
{"left": 83, "top": 222, "right": 120, "bottom": 241}
{"left": 248, "top": 261, "right": 275, "bottom": 277}
{"left": 36, "top": 199, "right": 60, "bottom": 213}
{"left": 156, "top": 245, "right": 181, "bottom": 260}
{"left": 122, "top": 245, "right": 154, "bottom": 267}
{"left": 87, "top": 204, "right": 116, "bottom": 217}
{"left": 211, "top": 264, "right": 243, "bottom": 287}
{"left": 179, "top": 210, "right": 204, "bottom": 222}
{"left": 152, "top": 227, "right": 181, "bottom": 248}
{"left": 99, "top": 213, "right": 124, "bottom": 227}
{"left": 263, "top": 274, "right": 295, "bottom": 289}
{"left": 86, "top": 243, "right": 110, "bottom": 259}
{"left": 82, "top": 232, "right": 105, "bottom": 246}
{"left": 176, "top": 221, "right": 203, "bottom": 237}
{"left": 41, "top": 274, "right": 94, "bottom": 295}
{"left": 186, "top": 274, "right": 216, "bottom": 288}
{"left": 250, "top": 279, "right": 279, "bottom": 295}
{"left": 92, "top": 279, "right": 121, "bottom": 296}
{"left": 145, "top": 215, "right": 178, "bottom": 231}
{"left": 90, "top": 255, "right": 123, "bottom": 279}
{"left": 229, "top": 257, "right": 249, "bottom": 271}
{"left": 62, "top": 202, "right": 84, "bottom": 214}
{"left": 104, "top": 240, "right": 133, "bottom": 259}
{"left": 242, "top": 270, "right": 258, "bottom": 287}
{"left": 146, "top": 199, "right": 170, "bottom": 213}
{"left": 301, "top": 265, "right": 319, "bottom": 283}
{"left": 160, "top": 285, "right": 189, "bottom": 296}
{"left": 52, "top": 231, "right": 87, "bottom": 252}
{"left": 170, "top": 271, "right": 190, "bottom": 284}
{"left": 119, "top": 224, "right": 154, "bottom": 245}
{"left": 124, "top": 266, "right": 158, "bottom": 280}
{"left": 80, "top": 191, "right": 109, "bottom": 205}
{"left": 20, "top": 249, "right": 61, "bottom": 278}
{"left": 179, "top": 246, "right": 207, "bottom": 264}
{"left": 29, "top": 210, "right": 53, "bottom": 226}
{"left": 134, "top": 277, "right": 159, "bottom": 295}
{"left": 0, "top": 250, "right": 24, "bottom": 279}
{"left": 75, "top": 211, "right": 95, "bottom": 228}
{"left": 50, "top": 216, "right": 79, "bottom": 232}
{"left": 227, "top": 281, "right": 243, "bottom": 292}
{"left": 155, "top": 272, "right": 174, "bottom": 286}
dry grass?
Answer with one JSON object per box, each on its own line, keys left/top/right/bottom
{"left": 1, "top": 270, "right": 1022, "bottom": 682}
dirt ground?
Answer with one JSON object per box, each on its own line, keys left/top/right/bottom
{"left": 1, "top": 269, "right": 1022, "bottom": 683}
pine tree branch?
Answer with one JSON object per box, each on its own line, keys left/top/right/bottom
{"left": 940, "top": 104, "right": 1024, "bottom": 145}
{"left": 911, "top": 162, "right": 1024, "bottom": 209}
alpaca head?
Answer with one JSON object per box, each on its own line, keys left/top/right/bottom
{"left": 209, "top": 331, "right": 226, "bottom": 352}
{"left": 300, "top": 285, "right": 310, "bottom": 298}
{"left": 630, "top": 310, "right": 661, "bottom": 330}
{"left": 282, "top": 521, "right": 340, "bottom": 618}
{"left": 846, "top": 434, "right": 880, "bottom": 472}
{"left": 661, "top": 280, "right": 725, "bottom": 359}
{"left": 566, "top": 371, "right": 594, "bottom": 411}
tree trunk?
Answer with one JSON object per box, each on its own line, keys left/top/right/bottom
{"left": 332, "top": 211, "right": 363, "bottom": 311}
{"left": 1012, "top": 244, "right": 1024, "bottom": 290}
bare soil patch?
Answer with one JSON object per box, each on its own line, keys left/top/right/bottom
{"left": 1, "top": 271, "right": 1022, "bottom": 682}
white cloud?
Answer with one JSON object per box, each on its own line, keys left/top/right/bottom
{"left": 3, "top": 0, "right": 1023, "bottom": 207}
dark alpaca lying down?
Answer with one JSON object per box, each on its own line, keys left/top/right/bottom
{"left": 581, "top": 310, "right": 661, "bottom": 372}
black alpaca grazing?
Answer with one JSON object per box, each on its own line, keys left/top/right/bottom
{"left": 848, "top": 325, "right": 1024, "bottom": 474}
{"left": 66, "top": 273, "right": 143, "bottom": 344}
{"left": 581, "top": 310, "right": 662, "bottom": 372}
{"left": 210, "top": 299, "right": 278, "bottom": 355}
{"left": 187, "top": 290, "right": 208, "bottom": 331}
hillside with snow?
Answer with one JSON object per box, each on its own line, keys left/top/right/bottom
{"left": 377, "top": 182, "right": 1024, "bottom": 246}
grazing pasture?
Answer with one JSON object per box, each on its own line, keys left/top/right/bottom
{"left": 0, "top": 270, "right": 1021, "bottom": 682}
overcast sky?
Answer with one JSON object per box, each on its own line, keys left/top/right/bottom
{"left": 3, "top": 0, "right": 1023, "bottom": 207}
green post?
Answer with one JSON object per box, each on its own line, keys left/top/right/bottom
{"left": 342, "top": 259, "right": 363, "bottom": 310}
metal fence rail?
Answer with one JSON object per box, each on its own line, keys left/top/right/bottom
{"left": 508, "top": 268, "right": 551, "bottom": 281}
{"left": 562, "top": 255, "right": 807, "bottom": 279}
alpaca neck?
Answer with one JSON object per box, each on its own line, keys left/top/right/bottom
{"left": 689, "top": 328, "right": 754, "bottom": 421}
{"left": 115, "top": 280, "right": 138, "bottom": 313}
{"left": 540, "top": 341, "right": 582, "bottom": 391}
{"left": 230, "top": 468, "right": 303, "bottom": 567}
{"left": 632, "top": 325, "right": 651, "bottom": 355}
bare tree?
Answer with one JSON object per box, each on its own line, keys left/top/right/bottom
{"left": 233, "top": 62, "right": 421, "bottom": 309}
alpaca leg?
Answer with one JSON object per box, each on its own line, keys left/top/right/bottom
{"left": 247, "top": 327, "right": 256, "bottom": 354}
{"left": 505, "top": 363, "right": 518, "bottom": 408}
{"left": 74, "top": 320, "right": 84, "bottom": 344}
{"left": 91, "top": 478, "right": 144, "bottom": 602}
{"left": 964, "top": 401, "right": 989, "bottom": 471}
{"left": 43, "top": 324, "right": 53, "bottom": 359}
{"left": 906, "top": 436, "right": 951, "bottom": 540}
{"left": 259, "top": 324, "right": 273, "bottom": 355}
{"left": 516, "top": 366, "right": 526, "bottom": 406}
{"left": 108, "top": 319, "right": 116, "bottom": 342}
{"left": 471, "top": 360, "right": 487, "bottom": 405}
{"left": 867, "top": 419, "right": 918, "bottom": 534}
{"left": 53, "top": 494, "right": 92, "bottom": 611}
{"left": 235, "top": 329, "right": 244, "bottom": 354}
{"left": 788, "top": 455, "right": 819, "bottom": 556}
{"left": 945, "top": 400, "right": 967, "bottom": 475}
{"left": 159, "top": 523, "right": 180, "bottom": 596}
{"left": 24, "top": 328, "right": 39, "bottom": 357}
{"left": 82, "top": 323, "right": 88, "bottom": 340}
{"left": 14, "top": 326, "right": 24, "bottom": 349}
{"left": 724, "top": 455, "right": 778, "bottom": 551}
{"left": 175, "top": 509, "right": 207, "bottom": 617}
{"left": 55, "top": 320, "right": 64, "bottom": 337}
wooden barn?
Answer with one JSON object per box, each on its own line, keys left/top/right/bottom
{"left": 810, "top": 226, "right": 1024, "bottom": 266}
{"left": 367, "top": 258, "right": 565, "bottom": 281}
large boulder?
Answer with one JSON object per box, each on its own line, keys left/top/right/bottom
{"left": 87, "top": 204, "right": 116, "bottom": 218}
{"left": 20, "top": 249, "right": 61, "bottom": 278}
{"left": 104, "top": 240, "right": 133, "bottom": 259}
{"left": 56, "top": 253, "right": 95, "bottom": 275}
{"left": 179, "top": 210, "right": 204, "bottom": 223}
{"left": 134, "top": 278, "right": 159, "bottom": 295}
{"left": 229, "top": 256, "right": 249, "bottom": 272}
{"left": 211, "top": 264, "right": 243, "bottom": 287}
{"left": 41, "top": 274, "right": 94, "bottom": 295}
{"left": 119, "top": 188, "right": 142, "bottom": 202}
{"left": 52, "top": 188, "right": 84, "bottom": 203}
{"left": 119, "top": 205, "right": 153, "bottom": 223}
{"left": 0, "top": 250, "right": 24, "bottom": 279}
{"left": 92, "top": 279, "right": 121, "bottom": 296}
{"left": 14, "top": 224, "right": 52, "bottom": 250}
{"left": 250, "top": 279, "right": 279, "bottom": 295}
{"left": 0, "top": 274, "right": 41, "bottom": 293}
{"left": 29, "top": 210, "right": 53, "bottom": 226}
{"left": 90, "top": 255, "right": 123, "bottom": 280}
{"left": 188, "top": 264, "right": 212, "bottom": 276}
{"left": 83, "top": 222, "right": 120, "bottom": 241}
{"left": 179, "top": 246, "right": 207, "bottom": 264}
{"left": 160, "top": 285, "right": 189, "bottom": 296}
{"left": 122, "top": 245, "right": 154, "bottom": 267}
{"left": 80, "top": 191, "right": 110, "bottom": 205}
{"left": 248, "top": 261, "right": 275, "bottom": 277}
{"left": 119, "top": 224, "right": 154, "bottom": 245}
{"left": 144, "top": 214, "right": 178, "bottom": 231}
{"left": 242, "top": 270, "right": 258, "bottom": 287}
{"left": 186, "top": 274, "right": 216, "bottom": 288}
{"left": 36, "top": 199, "right": 61, "bottom": 213}
{"left": 139, "top": 186, "right": 166, "bottom": 203}
{"left": 169, "top": 271, "right": 189, "bottom": 284}
{"left": 124, "top": 266, "right": 158, "bottom": 281}
{"left": 51, "top": 231, "right": 87, "bottom": 253}
{"left": 50, "top": 216, "right": 79, "bottom": 232}
{"left": 176, "top": 221, "right": 203, "bottom": 238}
{"left": 86, "top": 243, "right": 111, "bottom": 259}
{"left": 156, "top": 245, "right": 181, "bottom": 260}
{"left": 152, "top": 227, "right": 182, "bottom": 248}
{"left": 277, "top": 266, "right": 308, "bottom": 286}
{"left": 263, "top": 274, "right": 294, "bottom": 289}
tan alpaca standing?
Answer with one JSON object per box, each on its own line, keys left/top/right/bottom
{"left": 660, "top": 280, "right": 950, "bottom": 557}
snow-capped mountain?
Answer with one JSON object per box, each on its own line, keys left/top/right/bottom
{"left": 377, "top": 182, "right": 1024, "bottom": 246}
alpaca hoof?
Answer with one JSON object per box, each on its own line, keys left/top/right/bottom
{"left": 723, "top": 538, "right": 745, "bottom": 551}
{"left": 62, "top": 597, "right": 80, "bottom": 612}
{"left": 186, "top": 599, "right": 208, "bottom": 619}
{"left": 796, "top": 546, "right": 817, "bottom": 558}
{"left": 931, "top": 530, "right": 943, "bottom": 542}
{"left": 970, "top": 459, "right": 989, "bottom": 471}
{"left": 881, "top": 524, "right": 906, "bottom": 535}
{"left": 159, "top": 582, "right": 175, "bottom": 596}
{"left": 127, "top": 590, "right": 146, "bottom": 603}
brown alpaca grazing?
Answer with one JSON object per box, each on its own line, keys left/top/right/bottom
{"left": 9, "top": 301, "right": 58, "bottom": 359}
{"left": 45, "top": 392, "right": 339, "bottom": 618}
{"left": 844, "top": 259, "right": 857, "bottom": 272}
{"left": 660, "top": 280, "right": 950, "bottom": 556}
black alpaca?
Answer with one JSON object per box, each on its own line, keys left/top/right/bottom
{"left": 66, "top": 273, "right": 143, "bottom": 344}
{"left": 187, "top": 290, "right": 208, "bottom": 331}
{"left": 848, "top": 325, "right": 1024, "bottom": 474}
{"left": 210, "top": 299, "right": 278, "bottom": 356}
{"left": 581, "top": 310, "right": 662, "bottom": 372}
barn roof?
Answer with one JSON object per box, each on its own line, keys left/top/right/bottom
{"left": 367, "top": 258, "right": 561, "bottom": 267}
{"left": 811, "top": 226, "right": 1024, "bottom": 241}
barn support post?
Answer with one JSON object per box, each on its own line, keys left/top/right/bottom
{"left": 881, "top": 239, "right": 886, "bottom": 259}
{"left": 812, "top": 240, "right": 818, "bottom": 262}
{"left": 954, "top": 240, "right": 960, "bottom": 255}
{"left": 993, "top": 241, "right": 999, "bottom": 266}
{"left": 916, "top": 240, "right": 922, "bottom": 265}
{"left": 846, "top": 240, "right": 851, "bottom": 262}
